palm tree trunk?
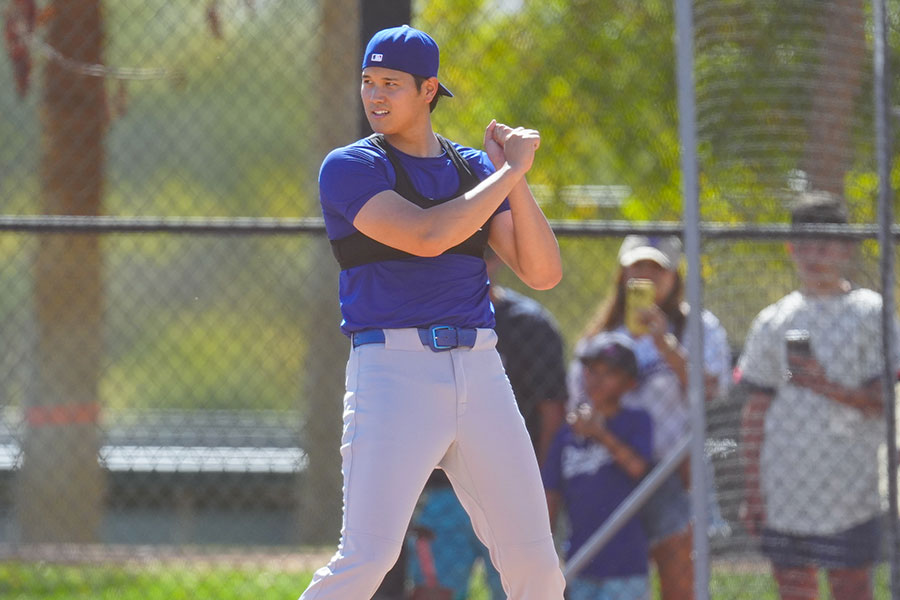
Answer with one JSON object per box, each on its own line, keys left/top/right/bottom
{"left": 18, "top": 0, "right": 107, "bottom": 543}
{"left": 802, "top": 0, "right": 865, "bottom": 197}
{"left": 298, "top": 0, "right": 359, "bottom": 545}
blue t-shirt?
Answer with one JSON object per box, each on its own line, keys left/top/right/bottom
{"left": 318, "top": 136, "right": 508, "bottom": 335}
{"left": 542, "top": 407, "right": 653, "bottom": 579}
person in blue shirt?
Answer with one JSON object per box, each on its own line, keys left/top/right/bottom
{"left": 543, "top": 332, "right": 653, "bottom": 600}
{"left": 299, "top": 25, "right": 565, "bottom": 600}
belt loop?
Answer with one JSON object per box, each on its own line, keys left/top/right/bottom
{"left": 352, "top": 329, "right": 386, "bottom": 348}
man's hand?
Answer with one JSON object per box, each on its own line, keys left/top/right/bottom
{"left": 567, "top": 404, "right": 604, "bottom": 440}
{"left": 483, "top": 120, "right": 540, "bottom": 173}
{"left": 788, "top": 354, "right": 884, "bottom": 416}
{"left": 786, "top": 353, "right": 827, "bottom": 392}
{"left": 739, "top": 390, "right": 772, "bottom": 539}
{"left": 483, "top": 120, "right": 506, "bottom": 169}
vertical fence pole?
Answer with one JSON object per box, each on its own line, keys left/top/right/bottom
{"left": 873, "top": 0, "right": 898, "bottom": 597}
{"left": 674, "top": 0, "right": 711, "bottom": 598}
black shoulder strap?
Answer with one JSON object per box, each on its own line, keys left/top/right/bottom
{"left": 329, "top": 134, "right": 492, "bottom": 270}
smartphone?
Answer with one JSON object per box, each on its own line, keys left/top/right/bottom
{"left": 625, "top": 278, "right": 656, "bottom": 336}
{"left": 785, "top": 329, "right": 811, "bottom": 357}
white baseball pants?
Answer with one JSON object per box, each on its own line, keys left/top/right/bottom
{"left": 298, "top": 328, "right": 565, "bottom": 600}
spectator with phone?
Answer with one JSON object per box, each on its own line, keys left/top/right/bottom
{"left": 569, "top": 235, "right": 731, "bottom": 600}
{"left": 737, "top": 191, "right": 896, "bottom": 600}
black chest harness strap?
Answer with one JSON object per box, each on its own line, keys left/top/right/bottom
{"left": 329, "top": 134, "right": 491, "bottom": 271}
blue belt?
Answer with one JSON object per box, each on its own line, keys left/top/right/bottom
{"left": 352, "top": 325, "right": 478, "bottom": 352}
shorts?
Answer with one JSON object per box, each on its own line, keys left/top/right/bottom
{"left": 566, "top": 575, "right": 649, "bottom": 600}
{"left": 761, "top": 516, "right": 882, "bottom": 569}
{"left": 639, "top": 471, "right": 691, "bottom": 545}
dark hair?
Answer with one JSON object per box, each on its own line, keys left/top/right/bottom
{"left": 413, "top": 75, "right": 441, "bottom": 113}
{"left": 582, "top": 268, "right": 686, "bottom": 340}
{"left": 790, "top": 191, "right": 848, "bottom": 225}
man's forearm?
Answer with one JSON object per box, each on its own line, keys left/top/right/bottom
{"left": 593, "top": 427, "right": 649, "bottom": 480}
{"left": 504, "top": 178, "right": 562, "bottom": 289}
{"left": 740, "top": 391, "right": 770, "bottom": 493}
{"left": 417, "top": 162, "right": 527, "bottom": 254}
{"left": 353, "top": 161, "right": 526, "bottom": 257}
{"left": 828, "top": 379, "right": 884, "bottom": 417}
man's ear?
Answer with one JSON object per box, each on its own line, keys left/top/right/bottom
{"left": 423, "top": 77, "right": 439, "bottom": 102}
{"left": 785, "top": 241, "right": 794, "bottom": 256}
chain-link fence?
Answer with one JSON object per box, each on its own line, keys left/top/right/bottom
{"left": 1, "top": 0, "right": 898, "bottom": 598}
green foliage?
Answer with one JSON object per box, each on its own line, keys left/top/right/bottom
{"left": 421, "top": 0, "right": 681, "bottom": 220}
{"left": 102, "top": 0, "right": 320, "bottom": 217}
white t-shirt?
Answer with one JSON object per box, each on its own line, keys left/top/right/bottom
{"left": 738, "top": 288, "right": 896, "bottom": 535}
{"left": 624, "top": 369, "right": 687, "bottom": 460}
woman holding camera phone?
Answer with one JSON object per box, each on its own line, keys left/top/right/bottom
{"left": 568, "top": 235, "right": 731, "bottom": 600}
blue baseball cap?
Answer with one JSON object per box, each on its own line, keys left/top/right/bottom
{"left": 576, "top": 332, "right": 639, "bottom": 378}
{"left": 362, "top": 25, "right": 453, "bottom": 98}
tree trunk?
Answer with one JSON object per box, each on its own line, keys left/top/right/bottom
{"left": 358, "top": 0, "right": 412, "bottom": 136}
{"left": 802, "top": 0, "right": 865, "bottom": 197}
{"left": 17, "top": 0, "right": 107, "bottom": 543}
{"left": 298, "top": 0, "right": 360, "bottom": 545}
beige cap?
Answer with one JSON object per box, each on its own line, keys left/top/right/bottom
{"left": 617, "top": 235, "right": 683, "bottom": 270}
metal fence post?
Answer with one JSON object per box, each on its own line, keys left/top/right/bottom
{"left": 674, "top": 0, "right": 711, "bottom": 598}
{"left": 873, "top": 0, "right": 898, "bottom": 597}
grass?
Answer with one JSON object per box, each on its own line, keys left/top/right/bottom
{"left": 0, "top": 563, "right": 314, "bottom": 600}
{"left": 0, "top": 561, "right": 892, "bottom": 599}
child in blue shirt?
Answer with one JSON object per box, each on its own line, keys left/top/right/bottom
{"left": 543, "top": 332, "right": 653, "bottom": 600}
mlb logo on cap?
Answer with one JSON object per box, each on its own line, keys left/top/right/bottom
{"left": 362, "top": 25, "right": 453, "bottom": 97}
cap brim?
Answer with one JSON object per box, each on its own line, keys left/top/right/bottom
{"left": 437, "top": 82, "right": 453, "bottom": 97}
{"left": 619, "top": 248, "right": 671, "bottom": 269}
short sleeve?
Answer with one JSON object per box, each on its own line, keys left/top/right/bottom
{"left": 738, "top": 305, "right": 782, "bottom": 389}
{"left": 855, "top": 291, "right": 900, "bottom": 382}
{"left": 318, "top": 144, "right": 393, "bottom": 236}
{"left": 457, "top": 144, "right": 496, "bottom": 180}
{"left": 702, "top": 310, "right": 732, "bottom": 395}
{"left": 457, "top": 144, "right": 511, "bottom": 215}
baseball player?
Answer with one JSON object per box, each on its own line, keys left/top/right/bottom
{"left": 298, "top": 25, "right": 566, "bottom": 600}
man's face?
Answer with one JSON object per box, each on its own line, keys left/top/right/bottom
{"left": 582, "top": 360, "right": 635, "bottom": 409}
{"left": 360, "top": 67, "right": 432, "bottom": 134}
{"left": 789, "top": 238, "right": 853, "bottom": 291}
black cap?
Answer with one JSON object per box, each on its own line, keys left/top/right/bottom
{"left": 575, "top": 332, "right": 639, "bottom": 378}
{"left": 790, "top": 191, "right": 848, "bottom": 225}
